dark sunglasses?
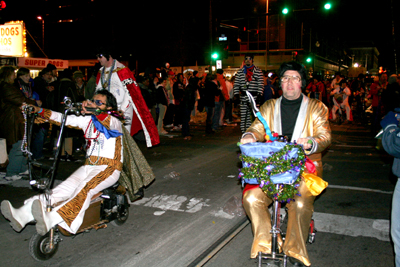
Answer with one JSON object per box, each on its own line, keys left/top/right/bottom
{"left": 91, "top": 99, "right": 106, "bottom": 106}
{"left": 245, "top": 57, "right": 253, "bottom": 60}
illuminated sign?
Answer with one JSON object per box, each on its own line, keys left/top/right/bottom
{"left": 216, "top": 60, "right": 222, "bottom": 69}
{"left": 18, "top": 57, "right": 69, "bottom": 69}
{"left": 0, "top": 21, "right": 26, "bottom": 57}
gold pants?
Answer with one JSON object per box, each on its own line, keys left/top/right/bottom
{"left": 243, "top": 180, "right": 315, "bottom": 266}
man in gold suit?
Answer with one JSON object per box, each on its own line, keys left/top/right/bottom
{"left": 240, "top": 61, "right": 331, "bottom": 266}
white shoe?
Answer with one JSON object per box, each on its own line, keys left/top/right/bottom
{"left": 5, "top": 175, "right": 22, "bottom": 181}
{"left": 32, "top": 199, "right": 63, "bottom": 236}
{"left": 19, "top": 170, "right": 29, "bottom": 175}
{"left": 1, "top": 200, "right": 34, "bottom": 232}
{"left": 159, "top": 130, "right": 168, "bottom": 135}
{"left": 0, "top": 178, "right": 11, "bottom": 184}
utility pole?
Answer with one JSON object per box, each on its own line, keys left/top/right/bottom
{"left": 391, "top": 0, "right": 398, "bottom": 74}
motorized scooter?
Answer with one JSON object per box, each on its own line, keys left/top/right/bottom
{"left": 22, "top": 97, "right": 130, "bottom": 261}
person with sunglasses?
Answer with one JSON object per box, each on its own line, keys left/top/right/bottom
{"left": 95, "top": 46, "right": 159, "bottom": 148}
{"left": 1, "top": 89, "right": 155, "bottom": 235}
{"left": 240, "top": 61, "right": 331, "bottom": 266}
{"left": 233, "top": 54, "right": 264, "bottom": 133}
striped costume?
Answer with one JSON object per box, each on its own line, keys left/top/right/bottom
{"left": 27, "top": 109, "right": 123, "bottom": 234}
{"left": 233, "top": 65, "right": 264, "bottom": 133}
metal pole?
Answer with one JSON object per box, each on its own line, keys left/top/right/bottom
{"left": 391, "top": 0, "right": 398, "bottom": 74}
{"left": 42, "top": 19, "right": 44, "bottom": 51}
{"left": 266, "top": 0, "right": 269, "bottom": 69}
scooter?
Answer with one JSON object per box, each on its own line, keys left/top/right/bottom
{"left": 23, "top": 97, "right": 130, "bottom": 261}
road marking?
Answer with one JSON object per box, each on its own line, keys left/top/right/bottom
{"left": 133, "top": 194, "right": 210, "bottom": 215}
{"left": 133, "top": 194, "right": 390, "bottom": 242}
{"left": 328, "top": 184, "right": 393, "bottom": 194}
{"left": 314, "top": 212, "right": 390, "bottom": 242}
{"left": 334, "top": 145, "right": 375, "bottom": 148}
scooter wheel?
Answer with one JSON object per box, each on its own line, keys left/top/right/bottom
{"left": 29, "top": 232, "right": 59, "bottom": 261}
{"left": 111, "top": 204, "right": 130, "bottom": 226}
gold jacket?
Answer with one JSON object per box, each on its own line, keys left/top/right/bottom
{"left": 246, "top": 95, "right": 331, "bottom": 170}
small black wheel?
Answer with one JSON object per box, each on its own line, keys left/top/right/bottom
{"left": 111, "top": 203, "right": 130, "bottom": 226}
{"left": 29, "top": 232, "right": 59, "bottom": 261}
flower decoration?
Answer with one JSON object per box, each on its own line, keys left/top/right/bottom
{"left": 239, "top": 142, "right": 306, "bottom": 203}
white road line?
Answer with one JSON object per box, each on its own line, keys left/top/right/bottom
{"left": 334, "top": 145, "right": 375, "bottom": 148}
{"left": 314, "top": 212, "right": 390, "bottom": 242}
{"left": 133, "top": 194, "right": 391, "bottom": 242}
{"left": 328, "top": 184, "right": 393, "bottom": 194}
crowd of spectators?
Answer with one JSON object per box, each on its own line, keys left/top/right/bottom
{"left": 1, "top": 60, "right": 399, "bottom": 182}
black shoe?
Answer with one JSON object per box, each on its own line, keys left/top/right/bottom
{"left": 289, "top": 257, "right": 305, "bottom": 266}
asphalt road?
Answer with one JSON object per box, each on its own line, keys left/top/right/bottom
{"left": 0, "top": 119, "right": 396, "bottom": 267}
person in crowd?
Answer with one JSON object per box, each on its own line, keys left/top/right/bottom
{"left": 380, "top": 110, "right": 400, "bottom": 267}
{"left": 15, "top": 68, "right": 41, "bottom": 106}
{"left": 95, "top": 46, "right": 159, "bottom": 147}
{"left": 163, "top": 70, "right": 176, "bottom": 128}
{"left": 172, "top": 73, "right": 185, "bottom": 131}
{"left": 189, "top": 71, "right": 201, "bottom": 119}
{"left": 314, "top": 75, "right": 326, "bottom": 103}
{"left": 31, "top": 68, "right": 53, "bottom": 159}
{"left": 85, "top": 63, "right": 101, "bottom": 100}
{"left": 330, "top": 72, "right": 342, "bottom": 93}
{"left": 382, "top": 74, "right": 400, "bottom": 114}
{"left": 204, "top": 73, "right": 220, "bottom": 134}
{"left": 305, "top": 77, "right": 316, "bottom": 98}
{"left": 330, "top": 79, "right": 352, "bottom": 124}
{"left": 33, "top": 68, "right": 53, "bottom": 109}
{"left": 73, "top": 70, "right": 86, "bottom": 102}
{"left": 233, "top": 54, "right": 264, "bottom": 133}
{"left": 52, "top": 68, "right": 77, "bottom": 112}
{"left": 137, "top": 76, "right": 156, "bottom": 123}
{"left": 0, "top": 66, "right": 36, "bottom": 182}
{"left": 214, "top": 69, "right": 229, "bottom": 131}
{"left": 181, "top": 76, "right": 199, "bottom": 140}
{"left": 46, "top": 63, "right": 58, "bottom": 83}
{"left": 370, "top": 76, "right": 384, "bottom": 134}
{"left": 240, "top": 61, "right": 331, "bottom": 267}
{"left": 0, "top": 90, "right": 154, "bottom": 235}
{"left": 261, "top": 72, "right": 276, "bottom": 105}
{"left": 224, "top": 76, "right": 234, "bottom": 124}
{"left": 155, "top": 77, "right": 169, "bottom": 135}
{"left": 197, "top": 73, "right": 207, "bottom": 113}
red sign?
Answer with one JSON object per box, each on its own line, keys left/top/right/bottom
{"left": 18, "top": 57, "right": 69, "bottom": 69}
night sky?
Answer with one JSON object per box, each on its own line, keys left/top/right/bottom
{"left": 0, "top": 0, "right": 398, "bottom": 73}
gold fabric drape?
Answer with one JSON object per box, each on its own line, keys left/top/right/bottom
{"left": 118, "top": 126, "right": 155, "bottom": 202}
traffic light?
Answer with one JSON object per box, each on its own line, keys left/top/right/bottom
{"left": 292, "top": 51, "right": 298, "bottom": 61}
{"left": 324, "top": 3, "right": 332, "bottom": 10}
{"left": 282, "top": 7, "right": 289, "bottom": 14}
{"left": 222, "top": 45, "right": 229, "bottom": 59}
{"left": 306, "top": 57, "right": 312, "bottom": 63}
{"left": 211, "top": 52, "right": 219, "bottom": 60}
{"left": 0, "top": 1, "right": 5, "bottom": 10}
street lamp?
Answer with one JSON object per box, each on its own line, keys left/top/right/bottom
{"left": 37, "top": 16, "right": 44, "bottom": 50}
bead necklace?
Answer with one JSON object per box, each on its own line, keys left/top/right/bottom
{"left": 84, "top": 120, "right": 101, "bottom": 165}
{"left": 100, "top": 59, "right": 116, "bottom": 91}
{"left": 21, "top": 105, "right": 32, "bottom": 156}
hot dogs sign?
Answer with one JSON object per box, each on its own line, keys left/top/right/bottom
{"left": 0, "top": 21, "right": 26, "bottom": 57}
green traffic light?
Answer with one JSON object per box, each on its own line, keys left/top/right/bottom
{"left": 324, "top": 3, "right": 331, "bottom": 10}
{"left": 306, "top": 57, "right": 312, "bottom": 63}
{"left": 211, "top": 53, "right": 219, "bottom": 59}
{"left": 282, "top": 7, "right": 289, "bottom": 14}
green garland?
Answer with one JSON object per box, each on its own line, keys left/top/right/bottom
{"left": 239, "top": 143, "right": 306, "bottom": 202}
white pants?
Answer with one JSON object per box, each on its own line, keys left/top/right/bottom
{"left": 331, "top": 102, "right": 351, "bottom": 121}
{"left": 26, "top": 165, "right": 120, "bottom": 234}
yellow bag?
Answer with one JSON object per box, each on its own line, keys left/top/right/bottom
{"left": 302, "top": 173, "right": 328, "bottom": 196}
